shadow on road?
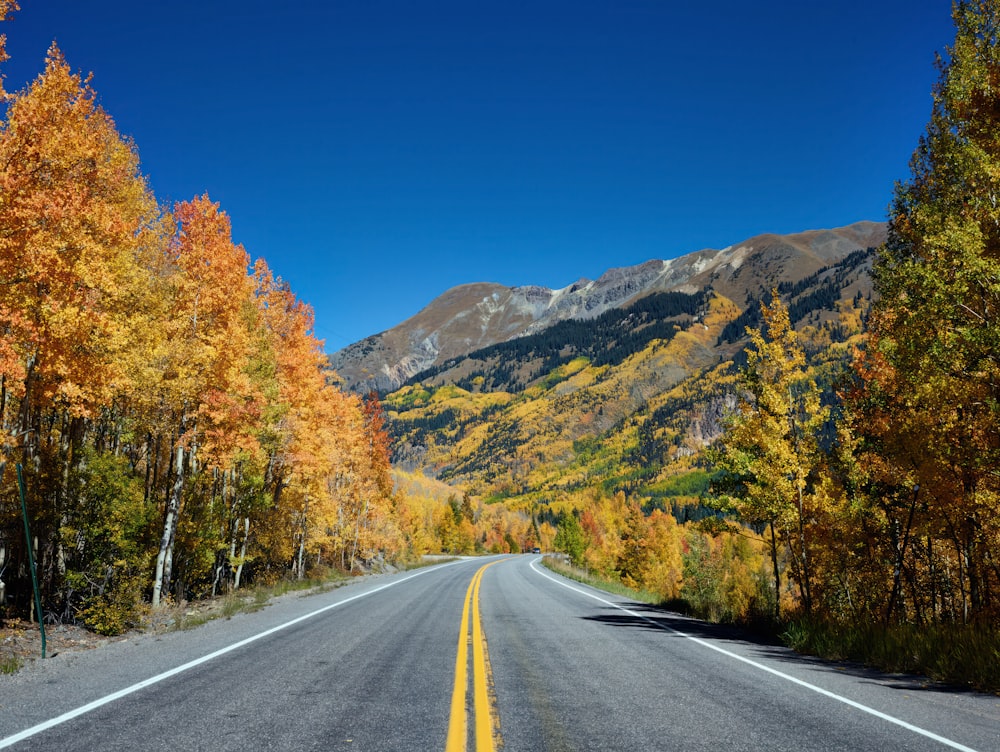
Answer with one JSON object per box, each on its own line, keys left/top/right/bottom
{"left": 581, "top": 602, "right": 781, "bottom": 646}
{"left": 580, "top": 603, "right": 979, "bottom": 696}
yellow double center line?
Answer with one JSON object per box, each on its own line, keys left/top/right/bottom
{"left": 445, "top": 560, "right": 502, "bottom": 752}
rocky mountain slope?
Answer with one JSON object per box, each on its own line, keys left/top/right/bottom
{"left": 330, "top": 221, "right": 886, "bottom": 393}
{"left": 358, "top": 220, "right": 885, "bottom": 507}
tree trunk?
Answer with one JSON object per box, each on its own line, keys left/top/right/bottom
{"left": 152, "top": 443, "right": 184, "bottom": 607}
{"left": 350, "top": 495, "right": 370, "bottom": 573}
{"left": 294, "top": 496, "right": 308, "bottom": 580}
{"left": 295, "top": 531, "right": 306, "bottom": 581}
{"left": 18, "top": 355, "right": 36, "bottom": 463}
{"left": 0, "top": 374, "right": 6, "bottom": 438}
{"left": 796, "top": 479, "right": 812, "bottom": 614}
{"left": 55, "top": 414, "right": 77, "bottom": 583}
{"left": 143, "top": 432, "right": 153, "bottom": 505}
{"left": 885, "top": 486, "right": 919, "bottom": 625}
{"left": 233, "top": 517, "right": 249, "bottom": 590}
{"left": 769, "top": 521, "right": 780, "bottom": 621}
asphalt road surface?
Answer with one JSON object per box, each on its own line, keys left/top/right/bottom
{"left": 0, "top": 556, "right": 997, "bottom": 751}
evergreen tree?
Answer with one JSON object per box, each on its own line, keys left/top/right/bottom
{"left": 554, "top": 512, "right": 586, "bottom": 568}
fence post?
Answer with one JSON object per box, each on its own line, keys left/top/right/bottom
{"left": 17, "top": 463, "right": 46, "bottom": 658}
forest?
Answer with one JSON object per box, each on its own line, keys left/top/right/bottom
{"left": 406, "top": 290, "right": 707, "bottom": 393}
{"left": 0, "top": 31, "right": 424, "bottom": 635}
{"left": 724, "top": 0, "right": 1000, "bottom": 633}
{"left": 715, "top": 248, "right": 874, "bottom": 346}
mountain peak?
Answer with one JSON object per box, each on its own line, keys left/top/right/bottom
{"left": 330, "top": 221, "right": 887, "bottom": 393}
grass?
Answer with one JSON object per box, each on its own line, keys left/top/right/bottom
{"left": 0, "top": 654, "right": 21, "bottom": 674}
{"left": 540, "top": 556, "right": 662, "bottom": 605}
{"left": 163, "top": 569, "right": 353, "bottom": 632}
{"left": 782, "top": 619, "right": 1000, "bottom": 694}
{"left": 161, "top": 558, "right": 453, "bottom": 633}
{"left": 403, "top": 555, "right": 460, "bottom": 570}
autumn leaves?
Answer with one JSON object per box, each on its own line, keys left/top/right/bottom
{"left": 0, "top": 43, "right": 399, "bottom": 629}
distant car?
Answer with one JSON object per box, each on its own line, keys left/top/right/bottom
{"left": 531, "top": 547, "right": 541, "bottom": 554}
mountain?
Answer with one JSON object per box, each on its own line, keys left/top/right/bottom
{"left": 338, "top": 220, "right": 886, "bottom": 509}
{"left": 330, "top": 221, "right": 886, "bottom": 394}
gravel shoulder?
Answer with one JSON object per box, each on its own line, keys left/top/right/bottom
{"left": 0, "top": 574, "right": 362, "bottom": 680}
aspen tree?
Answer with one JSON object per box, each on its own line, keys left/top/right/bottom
{"left": 863, "top": 0, "right": 1000, "bottom": 621}
{"left": 0, "top": 45, "right": 158, "bottom": 457}
{"left": 151, "top": 196, "right": 258, "bottom": 605}
{"left": 712, "top": 293, "right": 829, "bottom": 617}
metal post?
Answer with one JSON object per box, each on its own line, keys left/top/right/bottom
{"left": 16, "top": 463, "right": 45, "bottom": 658}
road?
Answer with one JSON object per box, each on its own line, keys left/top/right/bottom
{"left": 0, "top": 556, "right": 997, "bottom": 751}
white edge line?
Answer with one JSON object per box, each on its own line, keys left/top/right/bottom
{"left": 529, "top": 558, "right": 981, "bottom": 752}
{"left": 0, "top": 561, "right": 464, "bottom": 750}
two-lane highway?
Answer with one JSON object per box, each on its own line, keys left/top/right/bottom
{"left": 1, "top": 556, "right": 997, "bottom": 751}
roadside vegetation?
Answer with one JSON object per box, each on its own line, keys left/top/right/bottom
{"left": 544, "top": 552, "right": 1000, "bottom": 694}
{"left": 541, "top": 555, "right": 662, "bottom": 606}
{"left": 154, "top": 568, "right": 352, "bottom": 632}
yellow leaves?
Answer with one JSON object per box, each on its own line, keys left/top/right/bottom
{"left": 430, "top": 384, "right": 471, "bottom": 403}
{"left": 148, "top": 195, "right": 275, "bottom": 468}
{"left": 253, "top": 262, "right": 402, "bottom": 565}
{"left": 711, "top": 293, "right": 833, "bottom": 612}
{"left": 0, "top": 2, "right": 17, "bottom": 89}
{"left": 618, "top": 506, "right": 684, "bottom": 598}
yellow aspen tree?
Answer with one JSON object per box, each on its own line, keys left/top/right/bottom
{"left": 254, "top": 261, "right": 391, "bottom": 575}
{"left": 0, "top": 45, "right": 163, "bottom": 621}
{"left": 712, "top": 292, "right": 830, "bottom": 617}
{"left": 151, "top": 196, "right": 259, "bottom": 605}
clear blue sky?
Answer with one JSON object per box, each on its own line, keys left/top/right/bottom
{"left": 5, "top": 1, "right": 955, "bottom": 352}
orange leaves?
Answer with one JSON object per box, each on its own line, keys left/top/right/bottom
{"left": 0, "top": 44, "right": 158, "bottom": 423}
{"left": 0, "top": 2, "right": 17, "bottom": 89}
{"left": 0, "top": 35, "right": 412, "bottom": 609}
{"left": 252, "top": 257, "right": 404, "bottom": 568}
{"left": 618, "top": 505, "right": 683, "bottom": 599}
{"left": 166, "top": 195, "right": 264, "bottom": 466}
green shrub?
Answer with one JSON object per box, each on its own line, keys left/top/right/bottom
{"left": 63, "top": 449, "right": 156, "bottom": 635}
{"left": 0, "top": 654, "right": 21, "bottom": 674}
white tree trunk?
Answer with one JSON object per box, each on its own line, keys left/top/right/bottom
{"left": 152, "top": 443, "right": 184, "bottom": 607}
{"left": 233, "top": 517, "right": 249, "bottom": 590}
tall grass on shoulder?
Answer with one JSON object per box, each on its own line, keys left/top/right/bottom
{"left": 541, "top": 556, "right": 662, "bottom": 605}
{"left": 781, "top": 619, "right": 1000, "bottom": 694}
{"left": 402, "top": 555, "right": 460, "bottom": 571}
{"left": 1, "top": 653, "right": 21, "bottom": 675}
{"left": 263, "top": 569, "right": 349, "bottom": 600}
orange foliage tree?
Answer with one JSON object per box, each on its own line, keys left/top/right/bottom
{"left": 0, "top": 41, "right": 419, "bottom": 630}
{"left": 0, "top": 44, "right": 159, "bottom": 462}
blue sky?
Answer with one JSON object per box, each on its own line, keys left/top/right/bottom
{"left": 5, "top": 1, "right": 955, "bottom": 352}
